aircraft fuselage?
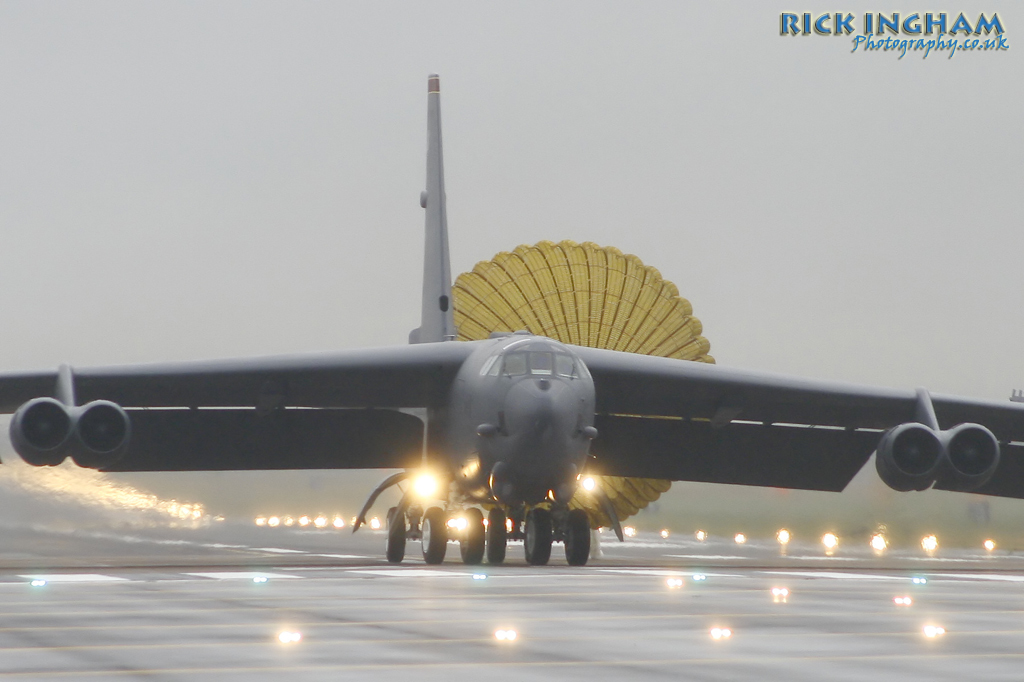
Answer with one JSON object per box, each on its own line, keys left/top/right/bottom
{"left": 434, "top": 333, "right": 596, "bottom": 506}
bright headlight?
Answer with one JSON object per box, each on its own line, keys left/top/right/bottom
{"left": 413, "top": 473, "right": 439, "bottom": 498}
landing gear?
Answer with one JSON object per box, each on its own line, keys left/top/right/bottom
{"left": 524, "top": 507, "right": 553, "bottom": 565}
{"left": 460, "top": 508, "right": 485, "bottom": 565}
{"left": 564, "top": 508, "right": 591, "bottom": 566}
{"left": 421, "top": 506, "right": 447, "bottom": 564}
{"left": 386, "top": 506, "right": 406, "bottom": 564}
{"left": 486, "top": 507, "right": 507, "bottom": 565}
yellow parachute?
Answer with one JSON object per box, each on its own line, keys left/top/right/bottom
{"left": 452, "top": 240, "right": 714, "bottom": 528}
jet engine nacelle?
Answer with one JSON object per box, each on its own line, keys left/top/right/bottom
{"left": 875, "top": 422, "right": 999, "bottom": 493}
{"left": 9, "top": 398, "right": 132, "bottom": 470}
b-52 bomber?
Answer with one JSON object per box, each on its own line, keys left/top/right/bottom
{"left": 2, "top": 75, "right": 1023, "bottom": 567}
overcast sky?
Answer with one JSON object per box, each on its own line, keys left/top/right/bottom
{"left": 1, "top": 1, "right": 1020, "bottom": 401}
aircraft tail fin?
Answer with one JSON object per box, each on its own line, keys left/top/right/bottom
{"left": 409, "top": 74, "right": 456, "bottom": 344}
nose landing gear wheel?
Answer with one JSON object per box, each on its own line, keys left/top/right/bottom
{"left": 386, "top": 506, "right": 406, "bottom": 564}
{"left": 486, "top": 507, "right": 507, "bottom": 565}
{"left": 564, "top": 508, "right": 591, "bottom": 566}
{"left": 460, "top": 508, "right": 485, "bottom": 565}
{"left": 421, "top": 507, "right": 448, "bottom": 564}
{"left": 524, "top": 508, "right": 552, "bottom": 565}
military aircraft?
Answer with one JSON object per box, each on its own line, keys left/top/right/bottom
{"left": 1, "top": 75, "right": 1023, "bottom": 567}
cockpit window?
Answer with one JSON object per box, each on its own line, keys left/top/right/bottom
{"left": 530, "top": 352, "right": 553, "bottom": 376}
{"left": 503, "top": 352, "right": 528, "bottom": 376}
{"left": 494, "top": 350, "right": 579, "bottom": 378}
{"left": 555, "top": 354, "right": 577, "bottom": 378}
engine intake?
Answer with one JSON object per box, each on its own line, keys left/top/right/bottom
{"left": 9, "top": 399, "right": 132, "bottom": 470}
{"left": 9, "top": 398, "right": 74, "bottom": 466}
{"left": 937, "top": 423, "right": 1000, "bottom": 491}
{"left": 71, "top": 401, "right": 132, "bottom": 469}
{"left": 875, "top": 423, "right": 943, "bottom": 492}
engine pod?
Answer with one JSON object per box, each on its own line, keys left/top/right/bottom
{"left": 935, "top": 423, "right": 1000, "bottom": 492}
{"left": 9, "top": 398, "right": 73, "bottom": 466}
{"left": 71, "top": 401, "right": 132, "bottom": 470}
{"left": 875, "top": 422, "right": 943, "bottom": 492}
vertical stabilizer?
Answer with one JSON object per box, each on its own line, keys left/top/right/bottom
{"left": 409, "top": 74, "right": 456, "bottom": 344}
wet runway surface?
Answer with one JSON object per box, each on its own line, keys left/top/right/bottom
{"left": 3, "top": 525, "right": 1024, "bottom": 680}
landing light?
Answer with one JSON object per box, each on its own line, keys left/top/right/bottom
{"left": 734, "top": 533, "right": 746, "bottom": 544}
{"left": 253, "top": 576, "right": 268, "bottom": 584}
{"left": 822, "top": 532, "right": 839, "bottom": 550}
{"left": 494, "top": 628, "right": 518, "bottom": 641}
{"left": 29, "top": 579, "right": 46, "bottom": 587}
{"left": 473, "top": 574, "right": 487, "bottom": 580}
{"left": 695, "top": 530, "right": 707, "bottom": 542}
{"left": 776, "top": 529, "right": 791, "bottom": 545}
{"left": 923, "top": 625, "right": 945, "bottom": 638}
{"left": 912, "top": 577, "right": 928, "bottom": 585}
{"left": 660, "top": 529, "right": 670, "bottom": 539}
{"left": 984, "top": 539, "right": 996, "bottom": 551}
{"left": 582, "top": 477, "right": 596, "bottom": 491}
{"left": 505, "top": 518, "right": 514, "bottom": 533}
{"left": 771, "top": 587, "right": 789, "bottom": 602}
{"left": 894, "top": 596, "right": 912, "bottom": 606}
{"left": 710, "top": 627, "right": 732, "bottom": 640}
{"left": 278, "top": 631, "right": 302, "bottom": 644}
{"left": 447, "top": 517, "right": 468, "bottom": 531}
{"left": 871, "top": 534, "right": 888, "bottom": 552}
{"left": 413, "top": 472, "right": 439, "bottom": 498}
{"left": 692, "top": 573, "right": 707, "bottom": 581}
{"left": 666, "top": 578, "right": 683, "bottom": 588}
{"left": 921, "top": 535, "right": 938, "bottom": 552}
{"left": 369, "top": 517, "right": 382, "bottom": 530}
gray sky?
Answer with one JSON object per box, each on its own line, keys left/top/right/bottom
{"left": 1, "top": 1, "right": 1021, "bottom": 402}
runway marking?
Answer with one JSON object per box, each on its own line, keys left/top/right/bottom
{"left": 251, "top": 547, "right": 307, "bottom": 554}
{"left": 310, "top": 553, "right": 368, "bottom": 559}
{"left": 930, "top": 573, "right": 1024, "bottom": 582}
{"left": 763, "top": 571, "right": 907, "bottom": 581}
{"left": 7, "top": 652, "right": 1024, "bottom": 677}
{"left": 346, "top": 569, "right": 477, "bottom": 577}
{"left": 18, "top": 574, "right": 127, "bottom": 583}
{"left": 599, "top": 569, "right": 743, "bottom": 578}
{"left": 184, "top": 571, "right": 303, "bottom": 580}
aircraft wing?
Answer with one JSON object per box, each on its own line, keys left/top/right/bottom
{"left": 573, "top": 346, "right": 1024, "bottom": 495}
{"left": 0, "top": 342, "right": 478, "bottom": 471}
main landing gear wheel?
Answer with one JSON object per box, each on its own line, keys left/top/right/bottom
{"left": 421, "top": 506, "right": 448, "bottom": 564}
{"left": 486, "top": 507, "right": 507, "bottom": 565}
{"left": 524, "top": 508, "right": 552, "bottom": 566}
{"left": 564, "top": 508, "right": 591, "bottom": 566}
{"left": 386, "top": 506, "right": 406, "bottom": 564}
{"left": 460, "top": 508, "right": 485, "bottom": 565}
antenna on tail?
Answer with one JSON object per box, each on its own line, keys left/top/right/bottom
{"left": 409, "top": 74, "right": 456, "bottom": 344}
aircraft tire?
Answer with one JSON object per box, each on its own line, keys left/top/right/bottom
{"left": 564, "top": 509, "right": 590, "bottom": 566}
{"left": 421, "top": 507, "right": 448, "bottom": 564}
{"left": 460, "top": 508, "right": 485, "bottom": 565}
{"left": 524, "top": 508, "right": 552, "bottom": 566}
{"left": 386, "top": 507, "right": 406, "bottom": 564}
{"left": 486, "top": 507, "right": 507, "bottom": 565}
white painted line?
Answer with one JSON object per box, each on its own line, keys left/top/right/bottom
{"left": 252, "top": 547, "right": 307, "bottom": 554}
{"left": 762, "top": 571, "right": 906, "bottom": 581}
{"left": 931, "top": 573, "right": 1024, "bottom": 582}
{"left": 666, "top": 554, "right": 749, "bottom": 561}
{"left": 19, "top": 574, "right": 128, "bottom": 583}
{"left": 310, "top": 554, "right": 368, "bottom": 559}
{"left": 347, "top": 569, "right": 475, "bottom": 577}
{"left": 185, "top": 572, "right": 303, "bottom": 580}
{"left": 600, "top": 569, "right": 743, "bottom": 577}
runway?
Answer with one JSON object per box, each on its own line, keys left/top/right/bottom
{"left": 2, "top": 524, "right": 1024, "bottom": 680}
